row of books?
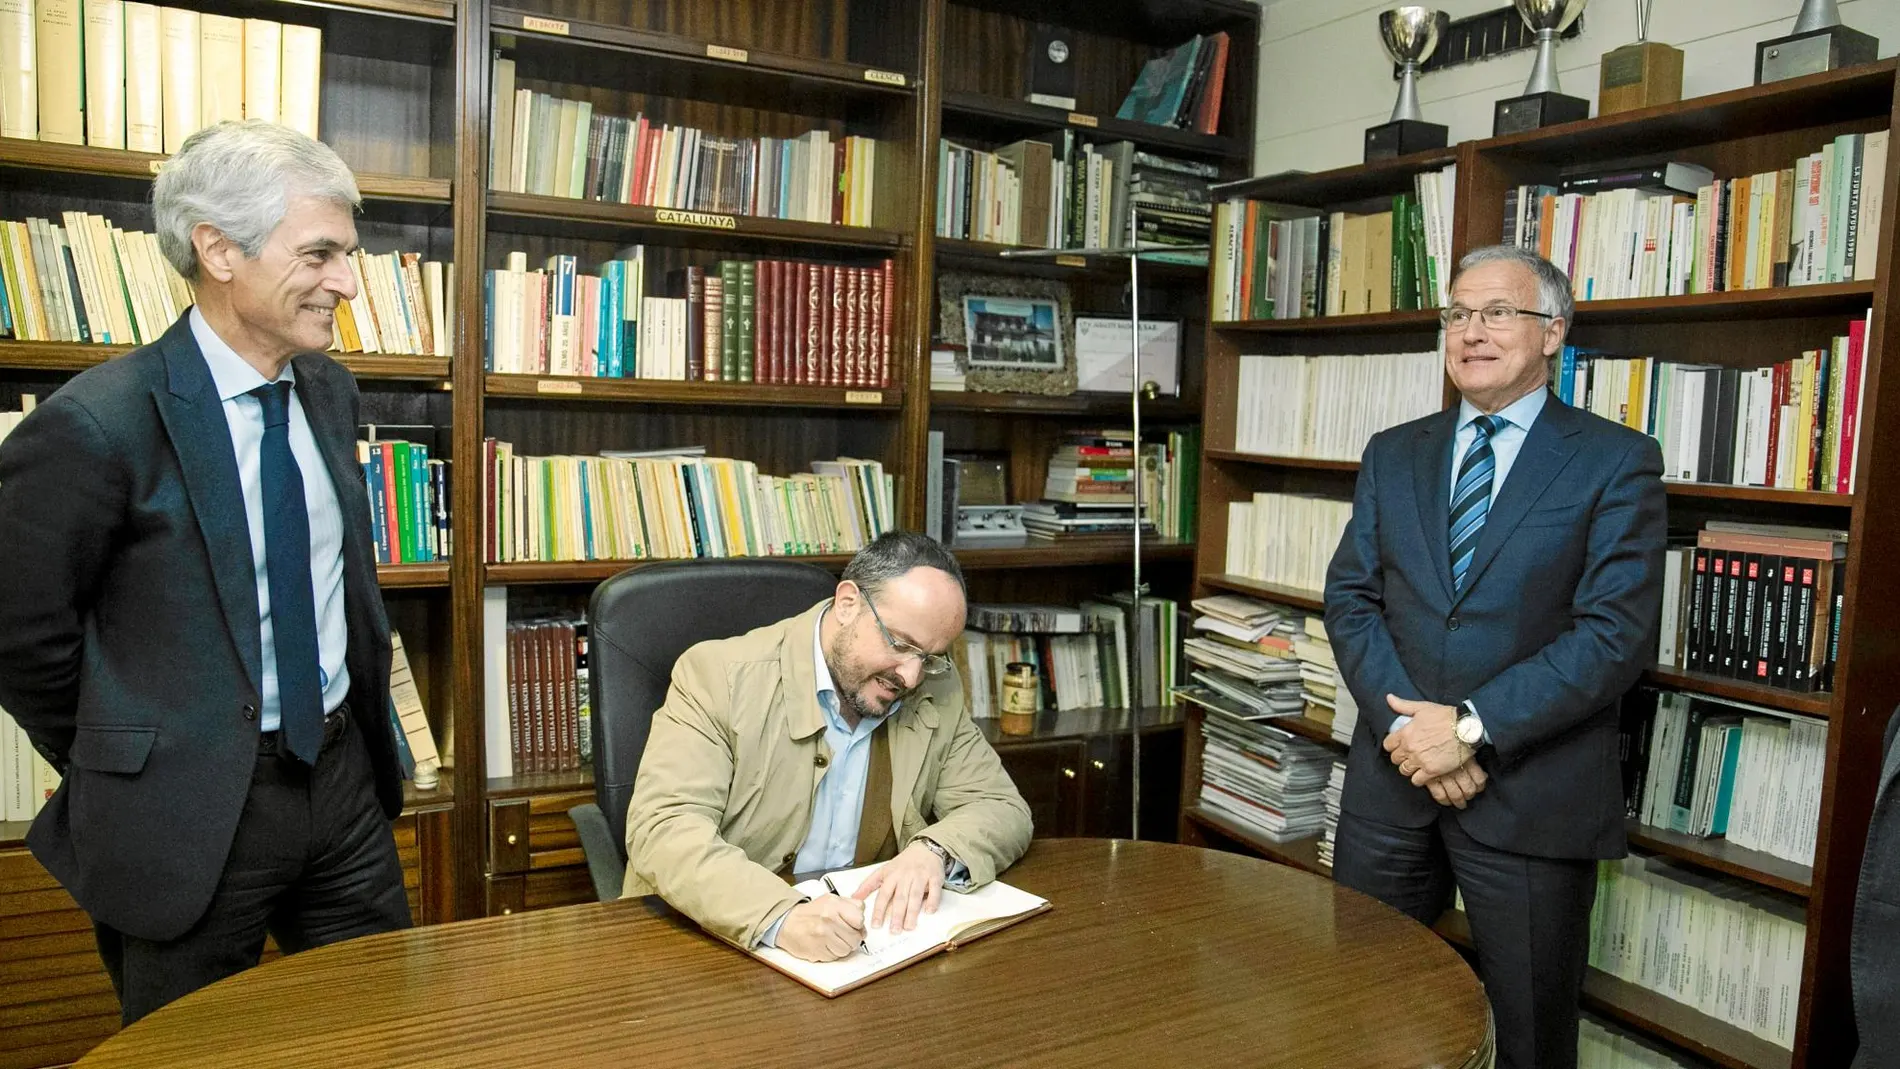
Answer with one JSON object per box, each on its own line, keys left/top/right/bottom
{"left": 1656, "top": 523, "right": 1845, "bottom": 694}
{"left": 1560, "top": 315, "right": 1870, "bottom": 494}
{"left": 0, "top": 406, "right": 47, "bottom": 816}
{"left": 1223, "top": 493, "right": 1352, "bottom": 595}
{"left": 357, "top": 436, "right": 449, "bottom": 565}
{"left": 1578, "top": 1016, "right": 1701, "bottom": 1069}
{"left": 1197, "top": 703, "right": 1336, "bottom": 844}
{"left": 1233, "top": 350, "right": 1441, "bottom": 461}
{"left": 1319, "top": 759, "right": 1346, "bottom": 870}
{"left": 0, "top": 1, "right": 321, "bottom": 150}
{"left": 1, "top": 213, "right": 188, "bottom": 345}
{"left": 489, "top": 58, "right": 878, "bottom": 227}
{"left": 484, "top": 251, "right": 894, "bottom": 387}
{"left": 1505, "top": 132, "right": 1888, "bottom": 299}
{"left": 1025, "top": 428, "right": 1198, "bottom": 543}
{"left": 955, "top": 595, "right": 1179, "bottom": 716}
{"left": 325, "top": 252, "right": 456, "bottom": 358}
{"left": 1210, "top": 163, "right": 1456, "bottom": 321}
{"left": 481, "top": 443, "right": 893, "bottom": 564}
{"left": 1625, "top": 689, "right": 1824, "bottom": 866}
{"left": 385, "top": 632, "right": 442, "bottom": 789}
{"left": 1041, "top": 430, "right": 1135, "bottom": 505}
{"left": 1588, "top": 854, "right": 1805, "bottom": 1050}
{"left": 500, "top": 617, "right": 591, "bottom": 775}
{"left": 1115, "top": 31, "right": 1231, "bottom": 134}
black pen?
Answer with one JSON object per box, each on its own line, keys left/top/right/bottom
{"left": 821, "top": 875, "right": 870, "bottom": 954}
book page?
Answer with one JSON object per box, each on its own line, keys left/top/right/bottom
{"left": 749, "top": 865, "right": 1048, "bottom": 996}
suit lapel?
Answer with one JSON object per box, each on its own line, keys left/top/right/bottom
{"left": 1411, "top": 409, "right": 1458, "bottom": 605}
{"left": 151, "top": 314, "right": 262, "bottom": 693}
{"left": 1452, "top": 395, "right": 1582, "bottom": 605}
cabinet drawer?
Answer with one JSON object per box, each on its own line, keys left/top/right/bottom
{"left": 487, "top": 790, "right": 593, "bottom": 876}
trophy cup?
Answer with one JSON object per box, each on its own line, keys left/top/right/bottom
{"left": 1493, "top": 0, "right": 1591, "bottom": 136}
{"left": 1365, "top": 8, "right": 1451, "bottom": 162}
{"left": 1755, "top": 0, "right": 1878, "bottom": 85}
{"left": 1598, "top": 1, "right": 1683, "bottom": 115}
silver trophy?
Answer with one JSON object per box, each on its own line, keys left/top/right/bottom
{"left": 1756, "top": 0, "right": 1878, "bottom": 84}
{"left": 1364, "top": 8, "right": 1450, "bottom": 161}
{"left": 1494, "top": 0, "right": 1591, "bottom": 134}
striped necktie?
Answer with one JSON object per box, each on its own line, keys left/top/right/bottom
{"left": 1449, "top": 414, "right": 1501, "bottom": 594}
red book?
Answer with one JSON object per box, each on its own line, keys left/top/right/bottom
{"left": 827, "top": 265, "right": 845, "bottom": 386}
{"left": 798, "top": 261, "right": 816, "bottom": 386}
{"left": 777, "top": 259, "right": 793, "bottom": 385}
{"left": 1838, "top": 314, "right": 1868, "bottom": 493}
{"left": 683, "top": 265, "right": 705, "bottom": 382}
{"left": 878, "top": 259, "right": 894, "bottom": 387}
{"left": 843, "top": 267, "right": 861, "bottom": 387}
{"left": 377, "top": 442, "right": 402, "bottom": 561}
{"left": 753, "top": 260, "right": 771, "bottom": 384}
{"left": 1197, "top": 32, "right": 1231, "bottom": 135}
{"left": 628, "top": 115, "right": 650, "bottom": 204}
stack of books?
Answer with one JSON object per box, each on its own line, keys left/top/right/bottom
{"left": 1197, "top": 707, "right": 1335, "bottom": 844}
{"left": 1318, "top": 759, "right": 1347, "bottom": 871}
{"left": 1115, "top": 32, "right": 1232, "bottom": 134}
{"left": 1506, "top": 132, "right": 1888, "bottom": 298}
{"left": 1042, "top": 430, "right": 1135, "bottom": 505}
{"left": 928, "top": 346, "right": 965, "bottom": 391}
{"left": 1559, "top": 313, "right": 1871, "bottom": 494}
{"left": 499, "top": 617, "right": 589, "bottom": 775}
{"left": 1655, "top": 522, "right": 1846, "bottom": 692}
{"left": 490, "top": 59, "right": 880, "bottom": 227}
{"left": 1234, "top": 350, "right": 1441, "bottom": 460}
{"left": 481, "top": 444, "right": 892, "bottom": 564}
{"left": 1292, "top": 618, "right": 1340, "bottom": 727}
{"left": 1175, "top": 594, "right": 1303, "bottom": 719}
{"left": 2, "top": 3, "right": 320, "bottom": 149}
{"left": 1123, "top": 151, "right": 1217, "bottom": 257}
{"left": 1578, "top": 1016, "right": 1705, "bottom": 1068}
{"left": 1223, "top": 492, "right": 1353, "bottom": 594}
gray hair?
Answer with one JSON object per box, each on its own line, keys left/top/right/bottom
{"left": 843, "top": 531, "right": 966, "bottom": 598}
{"left": 154, "top": 120, "right": 361, "bottom": 282}
{"left": 1452, "top": 244, "right": 1575, "bottom": 330}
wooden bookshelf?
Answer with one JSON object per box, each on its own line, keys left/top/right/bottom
{"left": 933, "top": 237, "right": 1207, "bottom": 281}
{"left": 929, "top": 389, "right": 1199, "bottom": 420}
{"left": 1641, "top": 666, "right": 1834, "bottom": 719}
{"left": 1203, "top": 448, "right": 1360, "bottom": 472}
{"left": 485, "top": 191, "right": 909, "bottom": 250}
{"left": 0, "top": 138, "right": 454, "bottom": 203}
{"left": 1196, "top": 573, "right": 1325, "bottom": 612}
{"left": 1625, "top": 820, "right": 1813, "bottom": 898}
{"left": 1214, "top": 308, "right": 1442, "bottom": 334}
{"left": 484, "top": 375, "right": 902, "bottom": 409}
{"left": 1662, "top": 483, "right": 1854, "bottom": 508}
{"left": 378, "top": 562, "right": 453, "bottom": 589}
{"left": 1181, "top": 805, "right": 1329, "bottom": 877}
{"left": 0, "top": 342, "right": 453, "bottom": 382}
{"left": 939, "top": 90, "right": 1246, "bottom": 163}
{"left": 1211, "top": 147, "right": 1459, "bottom": 208}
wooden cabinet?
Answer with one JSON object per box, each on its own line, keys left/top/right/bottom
{"left": 0, "top": 807, "right": 451, "bottom": 1069}
{"left": 482, "top": 789, "right": 597, "bottom": 917}
{"left": 989, "top": 708, "right": 1184, "bottom": 841}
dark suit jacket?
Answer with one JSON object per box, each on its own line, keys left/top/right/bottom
{"left": 0, "top": 312, "right": 397, "bottom": 942}
{"left": 1850, "top": 711, "right": 1900, "bottom": 1069}
{"left": 1324, "top": 393, "right": 1667, "bottom": 860}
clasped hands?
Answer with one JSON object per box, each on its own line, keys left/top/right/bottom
{"left": 1382, "top": 695, "right": 1488, "bottom": 810}
{"left": 774, "top": 841, "right": 945, "bottom": 963}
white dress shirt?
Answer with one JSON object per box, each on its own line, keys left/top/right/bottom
{"left": 190, "top": 307, "right": 350, "bottom": 729}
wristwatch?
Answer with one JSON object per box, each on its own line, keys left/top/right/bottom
{"left": 1454, "top": 702, "right": 1485, "bottom": 748}
{"left": 915, "top": 837, "right": 955, "bottom": 876}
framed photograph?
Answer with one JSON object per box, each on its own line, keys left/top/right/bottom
{"left": 1073, "top": 316, "right": 1182, "bottom": 396}
{"left": 961, "top": 295, "right": 1065, "bottom": 370}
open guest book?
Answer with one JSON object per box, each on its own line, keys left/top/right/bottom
{"left": 749, "top": 863, "right": 1051, "bottom": 996}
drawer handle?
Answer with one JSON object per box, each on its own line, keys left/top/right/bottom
{"left": 506, "top": 833, "right": 518, "bottom": 846}
{"left": 1092, "top": 760, "right": 1105, "bottom": 770}
{"left": 502, "top": 907, "right": 513, "bottom": 915}
{"left": 1062, "top": 768, "right": 1076, "bottom": 779}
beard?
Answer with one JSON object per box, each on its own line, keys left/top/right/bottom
{"left": 827, "top": 635, "right": 911, "bottom": 720}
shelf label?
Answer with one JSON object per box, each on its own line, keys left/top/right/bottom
{"left": 1068, "top": 112, "right": 1098, "bottom": 128}
{"left": 520, "top": 14, "right": 568, "bottom": 34}
{"left": 147, "top": 158, "right": 166, "bottom": 174}
{"left": 863, "top": 68, "right": 907, "bottom": 87}
{"left": 844, "top": 390, "right": 884, "bottom": 405}
{"left": 707, "top": 43, "right": 749, "bottom": 63}
{"left": 536, "top": 379, "right": 583, "bottom": 395}
{"left": 1054, "top": 255, "right": 1086, "bottom": 267}
{"left": 655, "top": 208, "right": 737, "bottom": 230}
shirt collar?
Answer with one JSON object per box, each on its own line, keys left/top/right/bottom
{"left": 190, "top": 306, "right": 296, "bottom": 402}
{"left": 1458, "top": 386, "right": 1548, "bottom": 433}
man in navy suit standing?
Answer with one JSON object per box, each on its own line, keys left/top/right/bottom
{"left": 1325, "top": 244, "right": 1666, "bottom": 1069}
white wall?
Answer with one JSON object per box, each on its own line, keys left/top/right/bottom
{"left": 1253, "top": 0, "right": 1900, "bottom": 175}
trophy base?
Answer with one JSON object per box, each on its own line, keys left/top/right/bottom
{"left": 1493, "top": 92, "right": 1590, "bottom": 136}
{"left": 1598, "top": 41, "right": 1684, "bottom": 116}
{"left": 1755, "top": 25, "right": 1878, "bottom": 85}
{"left": 1364, "top": 119, "right": 1448, "bottom": 162}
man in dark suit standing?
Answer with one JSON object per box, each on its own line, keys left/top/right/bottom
{"left": 1851, "top": 710, "right": 1900, "bottom": 1068}
{"left": 0, "top": 120, "right": 409, "bottom": 1024}
{"left": 1325, "top": 244, "right": 1666, "bottom": 1069}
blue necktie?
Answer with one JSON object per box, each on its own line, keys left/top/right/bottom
{"left": 251, "top": 382, "right": 324, "bottom": 764}
{"left": 1449, "top": 414, "right": 1500, "bottom": 594}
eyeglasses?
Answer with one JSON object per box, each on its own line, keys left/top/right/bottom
{"left": 1439, "top": 305, "right": 1556, "bottom": 329}
{"left": 856, "top": 585, "right": 954, "bottom": 677}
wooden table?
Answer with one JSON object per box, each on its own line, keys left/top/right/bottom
{"left": 77, "top": 840, "right": 1491, "bottom": 1068}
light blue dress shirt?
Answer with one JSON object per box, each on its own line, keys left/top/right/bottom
{"left": 1391, "top": 387, "right": 1550, "bottom": 741}
{"left": 190, "top": 308, "right": 350, "bottom": 729}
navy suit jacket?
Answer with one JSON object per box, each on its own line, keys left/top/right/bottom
{"left": 0, "top": 313, "right": 398, "bottom": 941}
{"left": 1324, "top": 392, "right": 1667, "bottom": 860}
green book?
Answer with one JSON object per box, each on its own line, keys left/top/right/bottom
{"left": 719, "top": 261, "right": 740, "bottom": 382}
{"left": 737, "top": 261, "right": 756, "bottom": 383}
{"left": 1391, "top": 193, "right": 1417, "bottom": 312}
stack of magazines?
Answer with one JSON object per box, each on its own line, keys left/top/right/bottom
{"left": 1179, "top": 595, "right": 1304, "bottom": 719}
{"left": 1198, "top": 708, "right": 1335, "bottom": 843}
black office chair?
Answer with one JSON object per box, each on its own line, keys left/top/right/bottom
{"left": 568, "top": 558, "right": 841, "bottom": 902}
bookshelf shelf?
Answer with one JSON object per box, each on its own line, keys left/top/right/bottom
{"left": 0, "top": 138, "right": 452, "bottom": 203}
{"left": 492, "top": 7, "right": 915, "bottom": 104}
{"left": 1204, "top": 448, "right": 1359, "bottom": 472}
{"left": 0, "top": 342, "right": 452, "bottom": 382}
{"left": 1625, "top": 820, "right": 1813, "bottom": 899}
{"left": 484, "top": 555, "right": 853, "bottom": 586}
{"left": 1432, "top": 911, "right": 1789, "bottom": 1069}
{"left": 1181, "top": 805, "right": 1329, "bottom": 877}
{"left": 1479, "top": 58, "right": 1896, "bottom": 165}
{"left": 1662, "top": 482, "right": 1853, "bottom": 507}
{"left": 954, "top": 536, "right": 1194, "bottom": 570}
{"left": 934, "top": 237, "right": 1207, "bottom": 280}
{"left": 485, "top": 191, "right": 908, "bottom": 251}
{"left": 1642, "top": 666, "right": 1833, "bottom": 719}
{"left": 939, "top": 90, "right": 1247, "bottom": 163}
{"left": 929, "top": 390, "right": 1200, "bottom": 420}
{"left": 1198, "top": 574, "right": 1325, "bottom": 612}
{"left": 1271, "top": 713, "right": 1346, "bottom": 751}
{"left": 484, "top": 375, "right": 902, "bottom": 410}
{"left": 1571, "top": 281, "right": 1878, "bottom": 325}
{"left": 377, "top": 562, "right": 452, "bottom": 589}
{"left": 486, "top": 767, "right": 594, "bottom": 799}
{"left": 948, "top": 0, "right": 1257, "bottom": 39}
{"left": 1213, "top": 147, "right": 1458, "bottom": 208}
{"left": 1214, "top": 308, "right": 1442, "bottom": 334}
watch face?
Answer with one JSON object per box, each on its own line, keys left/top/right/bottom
{"left": 1457, "top": 718, "right": 1483, "bottom": 745}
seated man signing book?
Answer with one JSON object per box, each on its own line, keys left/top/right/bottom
{"left": 622, "top": 531, "right": 1033, "bottom": 963}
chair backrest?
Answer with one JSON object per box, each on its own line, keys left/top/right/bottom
{"left": 586, "top": 558, "right": 840, "bottom": 859}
